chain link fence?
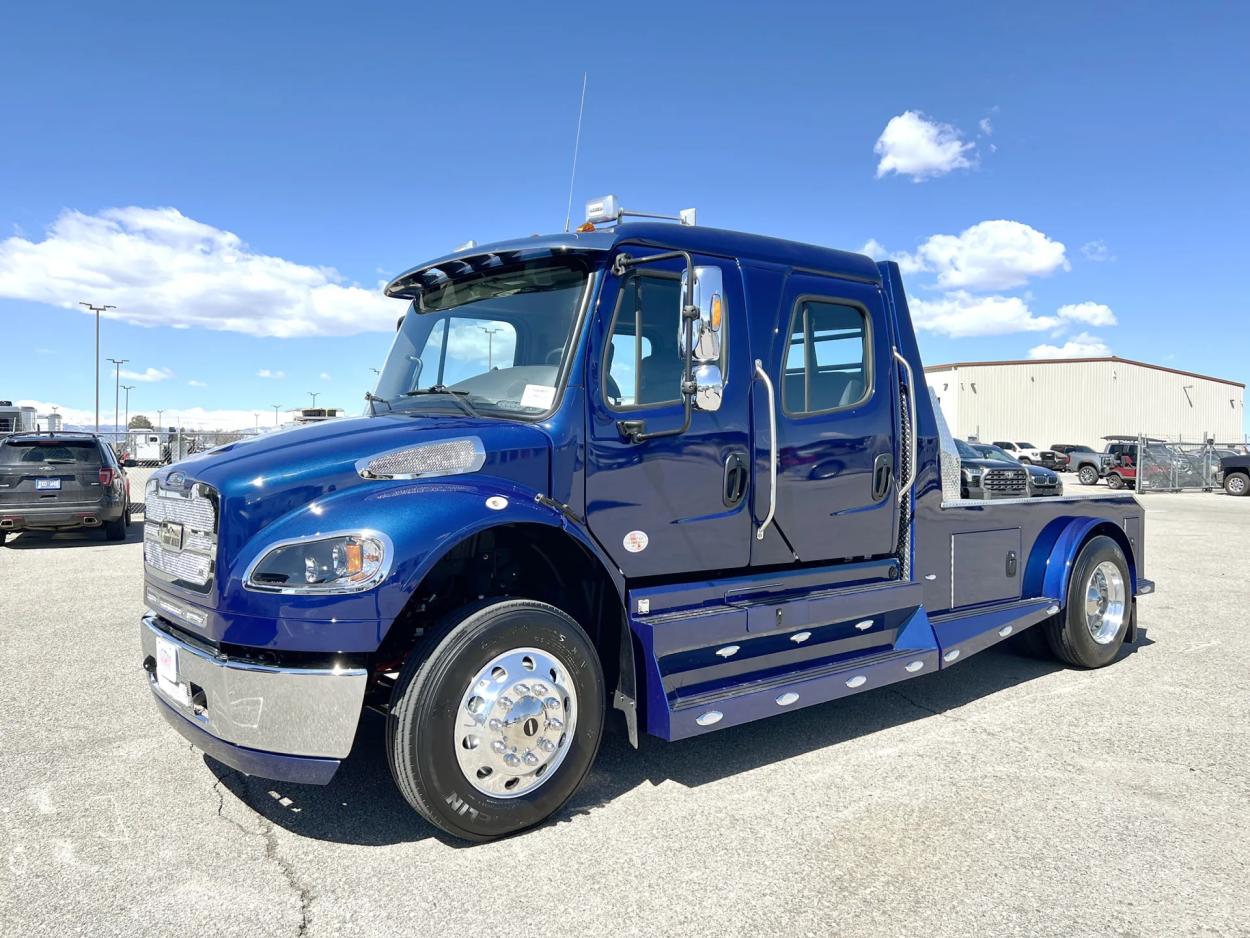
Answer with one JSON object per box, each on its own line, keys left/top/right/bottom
{"left": 1134, "top": 435, "right": 1244, "bottom": 493}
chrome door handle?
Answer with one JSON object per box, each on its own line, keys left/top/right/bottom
{"left": 754, "top": 359, "right": 777, "bottom": 541}
{"left": 892, "top": 347, "right": 917, "bottom": 500}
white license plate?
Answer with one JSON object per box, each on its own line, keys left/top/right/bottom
{"left": 154, "top": 637, "right": 191, "bottom": 706}
{"left": 35, "top": 478, "right": 61, "bottom": 491}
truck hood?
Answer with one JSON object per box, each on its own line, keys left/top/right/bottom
{"left": 154, "top": 413, "right": 551, "bottom": 564}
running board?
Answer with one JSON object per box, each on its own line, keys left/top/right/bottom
{"left": 930, "top": 597, "right": 1059, "bottom": 667}
{"left": 662, "top": 607, "right": 938, "bottom": 741}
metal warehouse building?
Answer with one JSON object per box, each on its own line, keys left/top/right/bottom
{"left": 925, "top": 356, "right": 1246, "bottom": 450}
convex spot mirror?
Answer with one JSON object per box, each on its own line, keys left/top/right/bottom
{"left": 679, "top": 266, "right": 724, "bottom": 364}
{"left": 692, "top": 363, "right": 724, "bottom": 412}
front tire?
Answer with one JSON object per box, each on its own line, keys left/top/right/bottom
{"left": 1078, "top": 465, "right": 1099, "bottom": 486}
{"left": 1226, "top": 472, "right": 1249, "bottom": 496}
{"left": 1042, "top": 535, "right": 1131, "bottom": 668}
{"left": 387, "top": 599, "right": 605, "bottom": 841}
{"left": 1105, "top": 472, "right": 1125, "bottom": 490}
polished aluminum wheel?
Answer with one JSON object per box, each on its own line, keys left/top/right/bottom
{"left": 1084, "top": 560, "right": 1126, "bottom": 645}
{"left": 453, "top": 647, "right": 577, "bottom": 799}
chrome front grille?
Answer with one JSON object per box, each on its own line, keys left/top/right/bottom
{"left": 144, "top": 483, "right": 217, "bottom": 587}
{"left": 983, "top": 468, "right": 1028, "bottom": 496}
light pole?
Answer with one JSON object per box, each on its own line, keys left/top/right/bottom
{"left": 254, "top": 412, "right": 260, "bottom": 431}
{"left": 479, "top": 326, "right": 502, "bottom": 369}
{"left": 121, "top": 385, "right": 135, "bottom": 433}
{"left": 272, "top": 404, "right": 282, "bottom": 426}
{"left": 80, "top": 302, "right": 116, "bottom": 434}
{"left": 308, "top": 391, "right": 320, "bottom": 409}
{"left": 108, "top": 358, "right": 128, "bottom": 443}
{"left": 157, "top": 409, "right": 164, "bottom": 429}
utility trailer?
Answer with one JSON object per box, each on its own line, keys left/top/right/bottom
{"left": 138, "top": 201, "right": 1153, "bottom": 841}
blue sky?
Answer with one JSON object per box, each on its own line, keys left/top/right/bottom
{"left": 2, "top": 2, "right": 1247, "bottom": 433}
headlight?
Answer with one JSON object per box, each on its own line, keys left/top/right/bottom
{"left": 244, "top": 532, "right": 390, "bottom": 593}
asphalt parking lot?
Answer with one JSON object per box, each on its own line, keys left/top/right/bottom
{"left": 2, "top": 472, "right": 1248, "bottom": 938}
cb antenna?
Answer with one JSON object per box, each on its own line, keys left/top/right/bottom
{"left": 563, "top": 72, "right": 588, "bottom": 233}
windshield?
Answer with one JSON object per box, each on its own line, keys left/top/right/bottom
{"left": 954, "top": 439, "right": 981, "bottom": 460}
{"left": 1017, "top": 442, "right": 1036, "bottom": 449}
{"left": 977, "top": 444, "right": 1018, "bottom": 463}
{"left": 374, "top": 254, "right": 594, "bottom": 418}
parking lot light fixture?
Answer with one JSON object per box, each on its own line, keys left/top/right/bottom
{"left": 108, "top": 358, "right": 128, "bottom": 444}
{"left": 121, "top": 385, "right": 135, "bottom": 434}
{"left": 80, "top": 302, "right": 116, "bottom": 433}
{"left": 272, "top": 403, "right": 282, "bottom": 426}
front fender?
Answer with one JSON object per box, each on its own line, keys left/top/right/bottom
{"left": 221, "top": 477, "right": 622, "bottom": 649}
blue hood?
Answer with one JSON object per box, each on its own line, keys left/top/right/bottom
{"left": 157, "top": 413, "right": 552, "bottom": 567}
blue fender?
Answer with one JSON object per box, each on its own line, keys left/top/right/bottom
{"left": 218, "top": 476, "right": 624, "bottom": 652}
{"left": 1023, "top": 516, "right": 1138, "bottom": 607}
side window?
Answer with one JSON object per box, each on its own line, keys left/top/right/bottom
{"left": 782, "top": 299, "right": 870, "bottom": 415}
{"left": 604, "top": 274, "right": 684, "bottom": 408}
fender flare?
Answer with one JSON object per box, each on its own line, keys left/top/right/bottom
{"left": 1024, "top": 516, "right": 1138, "bottom": 608}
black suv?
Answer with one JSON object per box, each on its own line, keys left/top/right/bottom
{"left": 0, "top": 433, "right": 132, "bottom": 543}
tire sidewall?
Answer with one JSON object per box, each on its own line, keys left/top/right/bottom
{"left": 1062, "top": 536, "right": 1130, "bottom": 667}
{"left": 1078, "top": 465, "right": 1098, "bottom": 485}
{"left": 393, "top": 601, "right": 604, "bottom": 840}
{"left": 1106, "top": 472, "right": 1124, "bottom": 489}
{"left": 1227, "top": 473, "right": 1248, "bottom": 496}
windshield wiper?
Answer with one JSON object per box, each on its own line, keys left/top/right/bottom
{"left": 401, "top": 385, "right": 482, "bottom": 418}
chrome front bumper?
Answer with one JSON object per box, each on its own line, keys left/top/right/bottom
{"left": 139, "top": 615, "right": 367, "bottom": 760}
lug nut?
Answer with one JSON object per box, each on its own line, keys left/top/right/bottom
{"left": 504, "top": 753, "right": 520, "bottom": 767}
{"left": 498, "top": 696, "right": 513, "bottom": 709}
{"left": 532, "top": 683, "right": 548, "bottom": 695}
{"left": 513, "top": 683, "right": 530, "bottom": 696}
{"left": 491, "top": 740, "right": 506, "bottom": 754}
{"left": 488, "top": 718, "right": 502, "bottom": 731}
{"left": 544, "top": 697, "right": 560, "bottom": 710}
{"left": 539, "top": 739, "right": 555, "bottom": 753}
{"left": 549, "top": 718, "right": 564, "bottom": 730}
{"left": 523, "top": 752, "right": 539, "bottom": 766}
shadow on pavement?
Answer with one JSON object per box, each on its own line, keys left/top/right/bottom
{"left": 207, "top": 629, "right": 1152, "bottom": 848}
{"left": 2, "top": 517, "right": 144, "bottom": 549}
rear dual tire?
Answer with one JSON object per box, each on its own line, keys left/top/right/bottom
{"left": 386, "top": 599, "right": 605, "bottom": 842}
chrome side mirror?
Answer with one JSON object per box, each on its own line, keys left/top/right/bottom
{"left": 692, "top": 363, "right": 724, "bottom": 412}
{"left": 679, "top": 266, "right": 724, "bottom": 364}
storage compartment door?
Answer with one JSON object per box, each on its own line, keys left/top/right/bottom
{"left": 951, "top": 528, "right": 1022, "bottom": 607}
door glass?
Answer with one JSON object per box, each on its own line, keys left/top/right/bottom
{"left": 782, "top": 300, "right": 870, "bottom": 414}
{"left": 604, "top": 275, "right": 683, "bottom": 408}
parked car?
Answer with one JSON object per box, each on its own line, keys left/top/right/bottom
{"left": 954, "top": 439, "right": 1030, "bottom": 498}
{"left": 1057, "top": 444, "right": 1117, "bottom": 486}
{"left": 137, "top": 213, "right": 1150, "bottom": 842}
{"left": 971, "top": 443, "right": 1064, "bottom": 497}
{"left": 0, "top": 432, "right": 132, "bottom": 543}
{"left": 991, "top": 441, "right": 1065, "bottom": 470}
{"left": 1050, "top": 443, "right": 1095, "bottom": 473}
{"left": 1216, "top": 453, "right": 1250, "bottom": 496}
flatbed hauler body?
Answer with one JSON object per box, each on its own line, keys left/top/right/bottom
{"left": 139, "top": 215, "right": 1152, "bottom": 840}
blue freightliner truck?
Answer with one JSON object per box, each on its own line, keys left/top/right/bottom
{"left": 140, "top": 199, "right": 1154, "bottom": 841}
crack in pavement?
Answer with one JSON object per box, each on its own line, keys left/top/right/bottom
{"left": 210, "top": 770, "right": 314, "bottom": 937}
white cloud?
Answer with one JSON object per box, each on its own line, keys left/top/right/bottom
{"left": 1028, "top": 332, "right": 1111, "bottom": 359}
{"left": 0, "top": 207, "right": 402, "bottom": 338}
{"left": 1057, "top": 301, "right": 1117, "bottom": 327}
{"left": 887, "top": 220, "right": 1069, "bottom": 291}
{"left": 874, "top": 111, "right": 976, "bottom": 181}
{"left": 120, "top": 366, "right": 174, "bottom": 383}
{"left": 257, "top": 369, "right": 285, "bottom": 379}
{"left": 319, "top": 372, "right": 331, "bottom": 381}
{"left": 187, "top": 379, "right": 208, "bottom": 387}
{"left": 978, "top": 117, "right": 993, "bottom": 136}
{"left": 908, "top": 292, "right": 1061, "bottom": 338}
{"left": 859, "top": 238, "right": 927, "bottom": 275}
{"left": 1081, "top": 239, "right": 1114, "bottom": 262}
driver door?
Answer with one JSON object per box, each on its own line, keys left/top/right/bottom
{"left": 583, "top": 255, "right": 753, "bottom": 578}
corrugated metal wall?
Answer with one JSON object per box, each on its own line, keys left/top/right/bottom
{"left": 925, "top": 360, "right": 1246, "bottom": 449}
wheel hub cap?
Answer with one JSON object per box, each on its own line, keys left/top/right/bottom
{"left": 454, "top": 647, "right": 577, "bottom": 798}
{"left": 1084, "top": 560, "right": 1126, "bottom": 645}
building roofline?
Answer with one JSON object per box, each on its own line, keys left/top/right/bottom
{"left": 923, "top": 355, "right": 1244, "bottom": 389}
